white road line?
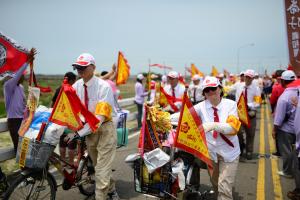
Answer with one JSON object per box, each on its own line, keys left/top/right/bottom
{"left": 128, "top": 131, "right": 140, "bottom": 139}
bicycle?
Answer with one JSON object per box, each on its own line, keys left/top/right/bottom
{"left": 3, "top": 137, "right": 95, "bottom": 200}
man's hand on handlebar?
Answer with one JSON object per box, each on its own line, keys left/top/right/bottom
{"left": 64, "top": 132, "right": 80, "bottom": 144}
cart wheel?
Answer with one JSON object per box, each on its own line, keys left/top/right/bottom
{"left": 62, "top": 178, "right": 72, "bottom": 190}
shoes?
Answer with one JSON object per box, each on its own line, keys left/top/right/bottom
{"left": 107, "top": 190, "right": 121, "bottom": 200}
{"left": 239, "top": 156, "right": 247, "bottom": 162}
{"left": 277, "top": 171, "right": 293, "bottom": 178}
{"left": 246, "top": 152, "right": 252, "bottom": 160}
{"left": 272, "top": 152, "right": 281, "bottom": 157}
{"left": 287, "top": 188, "right": 300, "bottom": 200}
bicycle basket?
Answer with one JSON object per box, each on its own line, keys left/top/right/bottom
{"left": 16, "top": 136, "right": 55, "bottom": 169}
{"left": 133, "top": 158, "right": 173, "bottom": 199}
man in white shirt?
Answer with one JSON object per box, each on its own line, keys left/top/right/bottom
{"left": 66, "top": 53, "right": 119, "bottom": 200}
{"left": 163, "top": 71, "right": 185, "bottom": 113}
{"left": 188, "top": 74, "right": 204, "bottom": 105}
{"left": 237, "top": 69, "right": 261, "bottom": 160}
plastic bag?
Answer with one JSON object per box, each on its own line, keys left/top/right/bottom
{"left": 143, "top": 148, "right": 170, "bottom": 174}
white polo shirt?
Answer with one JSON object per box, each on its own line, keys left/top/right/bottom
{"left": 235, "top": 82, "right": 261, "bottom": 110}
{"left": 73, "top": 76, "right": 116, "bottom": 118}
{"left": 188, "top": 83, "right": 204, "bottom": 103}
{"left": 163, "top": 83, "right": 185, "bottom": 110}
{"left": 194, "top": 98, "right": 240, "bottom": 162}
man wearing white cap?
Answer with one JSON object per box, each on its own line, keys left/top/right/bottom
{"left": 171, "top": 76, "right": 241, "bottom": 199}
{"left": 163, "top": 71, "right": 185, "bottom": 113}
{"left": 274, "top": 70, "right": 298, "bottom": 180}
{"left": 188, "top": 74, "right": 204, "bottom": 105}
{"left": 66, "top": 53, "right": 119, "bottom": 200}
{"left": 235, "top": 69, "right": 261, "bottom": 160}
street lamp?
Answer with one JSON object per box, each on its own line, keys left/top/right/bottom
{"left": 237, "top": 43, "right": 255, "bottom": 73}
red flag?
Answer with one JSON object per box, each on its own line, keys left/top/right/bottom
{"left": 0, "top": 32, "right": 29, "bottom": 79}
{"left": 138, "top": 106, "right": 162, "bottom": 156}
{"left": 159, "top": 86, "right": 182, "bottom": 112}
{"left": 150, "top": 63, "right": 173, "bottom": 70}
{"left": 49, "top": 79, "right": 100, "bottom": 132}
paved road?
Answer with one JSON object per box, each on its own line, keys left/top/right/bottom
{"left": 51, "top": 104, "right": 295, "bottom": 199}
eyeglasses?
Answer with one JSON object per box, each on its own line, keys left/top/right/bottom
{"left": 203, "top": 87, "right": 218, "bottom": 93}
{"left": 73, "top": 65, "right": 88, "bottom": 71}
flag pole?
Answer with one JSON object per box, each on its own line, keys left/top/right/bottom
{"left": 147, "top": 59, "right": 151, "bottom": 101}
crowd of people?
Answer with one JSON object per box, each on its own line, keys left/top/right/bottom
{"left": 133, "top": 67, "right": 300, "bottom": 200}
{"left": 1, "top": 52, "right": 300, "bottom": 200}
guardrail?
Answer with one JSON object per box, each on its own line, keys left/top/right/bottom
{"left": 0, "top": 97, "right": 137, "bottom": 162}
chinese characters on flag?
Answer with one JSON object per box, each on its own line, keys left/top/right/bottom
{"left": 174, "top": 92, "right": 213, "bottom": 169}
{"left": 285, "top": 0, "right": 300, "bottom": 76}
{"left": 49, "top": 79, "right": 100, "bottom": 132}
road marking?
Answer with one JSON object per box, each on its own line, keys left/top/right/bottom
{"left": 265, "top": 104, "right": 283, "bottom": 200}
{"left": 257, "top": 106, "right": 265, "bottom": 200}
{"left": 129, "top": 131, "right": 140, "bottom": 139}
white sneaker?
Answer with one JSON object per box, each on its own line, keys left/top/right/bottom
{"left": 107, "top": 191, "right": 120, "bottom": 200}
{"left": 277, "top": 170, "right": 293, "bottom": 178}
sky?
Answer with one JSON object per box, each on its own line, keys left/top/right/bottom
{"left": 0, "top": 0, "right": 289, "bottom": 76}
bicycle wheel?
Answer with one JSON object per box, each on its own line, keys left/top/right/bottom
{"left": 3, "top": 170, "right": 56, "bottom": 200}
{"left": 77, "top": 156, "right": 95, "bottom": 196}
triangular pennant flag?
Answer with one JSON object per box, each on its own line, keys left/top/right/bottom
{"left": 211, "top": 66, "right": 219, "bottom": 77}
{"left": 159, "top": 86, "right": 182, "bottom": 112}
{"left": 116, "top": 51, "right": 130, "bottom": 85}
{"left": 138, "top": 106, "right": 162, "bottom": 156}
{"left": 174, "top": 92, "right": 213, "bottom": 169}
{"left": 191, "top": 63, "right": 204, "bottom": 77}
{"left": 237, "top": 93, "right": 250, "bottom": 128}
{"left": 49, "top": 79, "right": 100, "bottom": 132}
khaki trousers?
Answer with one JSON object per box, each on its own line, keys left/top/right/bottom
{"left": 210, "top": 155, "right": 239, "bottom": 200}
{"left": 86, "top": 121, "right": 117, "bottom": 200}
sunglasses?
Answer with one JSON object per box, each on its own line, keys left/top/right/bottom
{"left": 73, "top": 65, "right": 88, "bottom": 71}
{"left": 203, "top": 87, "right": 218, "bottom": 93}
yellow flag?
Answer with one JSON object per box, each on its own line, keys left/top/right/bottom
{"left": 191, "top": 63, "right": 204, "bottom": 77}
{"left": 175, "top": 93, "right": 213, "bottom": 168}
{"left": 116, "top": 51, "right": 130, "bottom": 85}
{"left": 237, "top": 93, "right": 250, "bottom": 128}
{"left": 50, "top": 91, "right": 83, "bottom": 130}
{"left": 211, "top": 66, "right": 219, "bottom": 77}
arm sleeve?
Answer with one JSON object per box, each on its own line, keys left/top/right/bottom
{"left": 213, "top": 102, "right": 240, "bottom": 135}
{"left": 274, "top": 98, "right": 287, "bottom": 126}
{"left": 5, "top": 63, "right": 28, "bottom": 91}
{"left": 77, "top": 115, "right": 105, "bottom": 137}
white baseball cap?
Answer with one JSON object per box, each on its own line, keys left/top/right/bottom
{"left": 202, "top": 76, "right": 221, "bottom": 90}
{"left": 281, "top": 70, "right": 296, "bottom": 81}
{"left": 167, "top": 71, "right": 179, "bottom": 79}
{"left": 192, "top": 74, "right": 200, "bottom": 81}
{"left": 244, "top": 69, "right": 255, "bottom": 78}
{"left": 137, "top": 74, "right": 144, "bottom": 80}
{"left": 217, "top": 73, "right": 224, "bottom": 78}
{"left": 72, "top": 53, "right": 96, "bottom": 67}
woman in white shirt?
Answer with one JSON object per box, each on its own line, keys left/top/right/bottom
{"left": 134, "top": 74, "right": 148, "bottom": 128}
{"left": 172, "top": 76, "right": 241, "bottom": 200}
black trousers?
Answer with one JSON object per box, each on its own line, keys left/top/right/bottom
{"left": 7, "top": 118, "right": 23, "bottom": 154}
{"left": 135, "top": 102, "right": 143, "bottom": 128}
